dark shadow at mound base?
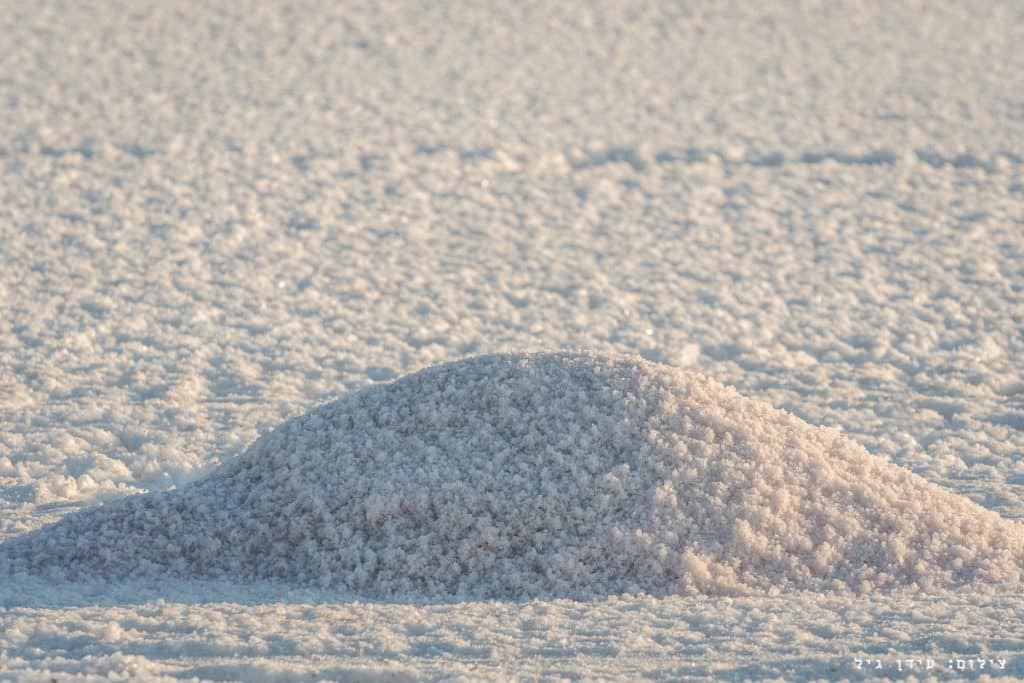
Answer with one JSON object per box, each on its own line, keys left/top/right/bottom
{"left": 2, "top": 352, "right": 1023, "bottom": 601}
{"left": 0, "top": 575, "right": 521, "bottom": 609}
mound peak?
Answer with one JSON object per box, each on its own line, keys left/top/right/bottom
{"left": 3, "top": 352, "right": 1022, "bottom": 599}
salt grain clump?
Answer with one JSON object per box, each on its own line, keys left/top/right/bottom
{"left": 3, "top": 352, "right": 1023, "bottom": 598}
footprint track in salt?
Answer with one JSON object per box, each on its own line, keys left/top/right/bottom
{"left": 3, "top": 352, "right": 1022, "bottom": 600}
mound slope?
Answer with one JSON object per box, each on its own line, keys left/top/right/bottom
{"left": 3, "top": 352, "right": 1022, "bottom": 598}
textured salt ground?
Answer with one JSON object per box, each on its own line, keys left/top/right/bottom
{"left": 4, "top": 352, "right": 1022, "bottom": 600}
{"left": 4, "top": 0, "right": 1024, "bottom": 679}
{"left": 2, "top": 585, "right": 1022, "bottom": 681}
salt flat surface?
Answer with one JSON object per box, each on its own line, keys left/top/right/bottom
{"left": 2, "top": 0, "right": 1023, "bottom": 680}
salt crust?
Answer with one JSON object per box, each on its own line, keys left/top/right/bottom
{"left": 3, "top": 352, "right": 1022, "bottom": 599}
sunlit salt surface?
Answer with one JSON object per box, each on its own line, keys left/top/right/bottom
{"left": 4, "top": 352, "right": 1022, "bottom": 599}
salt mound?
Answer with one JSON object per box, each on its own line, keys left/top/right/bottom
{"left": 3, "top": 352, "right": 1023, "bottom": 598}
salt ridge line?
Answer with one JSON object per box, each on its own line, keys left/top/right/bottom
{"left": 2, "top": 352, "right": 1022, "bottom": 599}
